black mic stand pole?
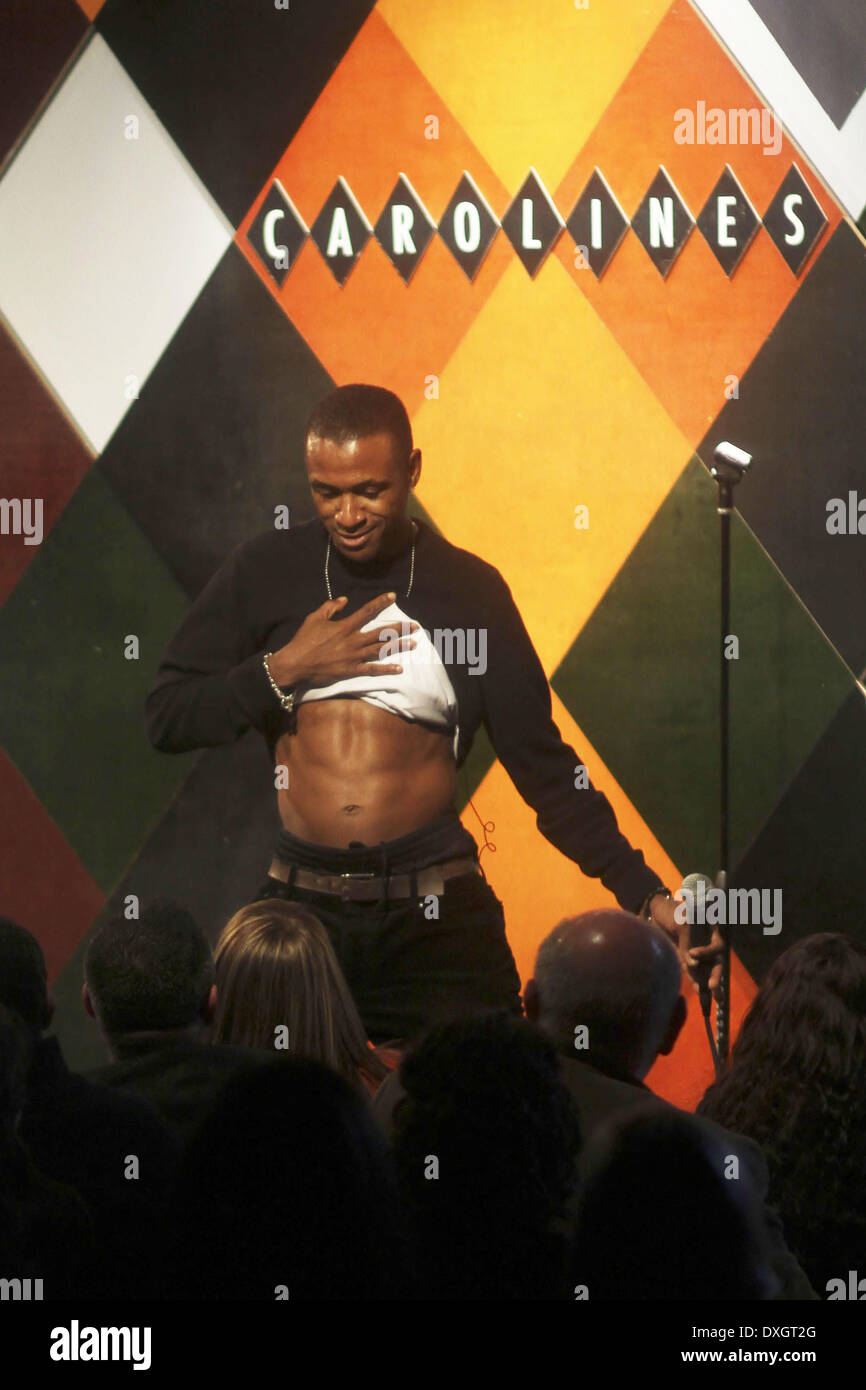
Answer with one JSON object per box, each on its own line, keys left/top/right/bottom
{"left": 709, "top": 443, "right": 752, "bottom": 1070}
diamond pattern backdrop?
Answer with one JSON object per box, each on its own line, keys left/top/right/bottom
{"left": 1, "top": 0, "right": 864, "bottom": 1106}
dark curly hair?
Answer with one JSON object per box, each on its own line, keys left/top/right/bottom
{"left": 391, "top": 1010, "right": 582, "bottom": 1299}
{"left": 697, "top": 933, "right": 866, "bottom": 1292}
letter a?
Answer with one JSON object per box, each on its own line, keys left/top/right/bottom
{"left": 673, "top": 109, "right": 694, "bottom": 145}
{"left": 826, "top": 498, "right": 846, "bottom": 535}
{"left": 50, "top": 1328, "right": 71, "bottom": 1361}
{"left": 326, "top": 207, "right": 354, "bottom": 258}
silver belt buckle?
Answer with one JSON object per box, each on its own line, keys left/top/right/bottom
{"left": 339, "top": 869, "right": 376, "bottom": 901}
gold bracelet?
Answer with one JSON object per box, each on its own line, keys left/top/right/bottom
{"left": 263, "top": 652, "right": 296, "bottom": 712}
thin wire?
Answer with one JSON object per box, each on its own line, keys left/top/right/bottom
{"left": 465, "top": 794, "right": 496, "bottom": 863}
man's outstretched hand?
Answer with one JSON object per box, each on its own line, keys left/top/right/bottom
{"left": 646, "top": 891, "right": 725, "bottom": 996}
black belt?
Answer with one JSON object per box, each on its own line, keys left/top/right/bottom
{"left": 267, "top": 855, "right": 481, "bottom": 902}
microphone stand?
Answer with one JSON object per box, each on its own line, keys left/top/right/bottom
{"left": 709, "top": 446, "right": 751, "bottom": 1071}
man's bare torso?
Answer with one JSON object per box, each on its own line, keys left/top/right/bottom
{"left": 275, "top": 698, "right": 457, "bottom": 846}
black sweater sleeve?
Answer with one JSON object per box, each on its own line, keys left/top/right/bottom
{"left": 478, "top": 566, "right": 665, "bottom": 913}
{"left": 145, "top": 543, "right": 280, "bottom": 754}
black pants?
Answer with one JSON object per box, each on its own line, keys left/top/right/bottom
{"left": 253, "top": 812, "right": 522, "bottom": 1044}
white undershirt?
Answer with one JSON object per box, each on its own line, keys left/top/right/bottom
{"left": 294, "top": 601, "right": 460, "bottom": 758}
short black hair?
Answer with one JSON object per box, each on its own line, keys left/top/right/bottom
{"left": 305, "top": 384, "right": 413, "bottom": 464}
{"left": 0, "top": 918, "right": 48, "bottom": 1032}
{"left": 84, "top": 898, "right": 213, "bottom": 1037}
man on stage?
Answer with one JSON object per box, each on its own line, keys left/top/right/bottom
{"left": 146, "top": 384, "right": 699, "bottom": 1043}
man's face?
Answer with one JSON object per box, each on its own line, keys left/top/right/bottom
{"left": 306, "top": 430, "right": 421, "bottom": 562}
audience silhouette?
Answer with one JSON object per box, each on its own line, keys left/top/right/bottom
{"left": 0, "top": 898, "right": 858, "bottom": 1303}
{"left": 698, "top": 932, "right": 866, "bottom": 1294}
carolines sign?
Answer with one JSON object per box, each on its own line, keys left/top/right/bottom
{"left": 247, "top": 163, "right": 827, "bottom": 287}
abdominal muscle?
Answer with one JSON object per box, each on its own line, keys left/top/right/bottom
{"left": 274, "top": 697, "right": 458, "bottom": 847}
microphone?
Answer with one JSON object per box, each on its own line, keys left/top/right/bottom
{"left": 712, "top": 441, "right": 752, "bottom": 473}
{"left": 711, "top": 442, "right": 752, "bottom": 493}
{"left": 678, "top": 871, "right": 721, "bottom": 1073}
{"left": 677, "top": 872, "right": 717, "bottom": 1008}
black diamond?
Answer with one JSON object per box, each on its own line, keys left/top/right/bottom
{"left": 763, "top": 163, "right": 828, "bottom": 275}
{"left": 438, "top": 172, "right": 499, "bottom": 282}
{"left": 501, "top": 168, "right": 563, "bottom": 277}
{"left": 310, "top": 177, "right": 372, "bottom": 286}
{"left": 246, "top": 180, "right": 308, "bottom": 287}
{"left": 565, "top": 168, "right": 629, "bottom": 279}
{"left": 697, "top": 165, "right": 761, "bottom": 278}
{"left": 374, "top": 174, "right": 436, "bottom": 284}
{"left": 631, "top": 166, "right": 695, "bottom": 278}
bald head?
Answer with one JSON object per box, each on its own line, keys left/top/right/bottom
{"left": 527, "top": 910, "right": 685, "bottom": 1080}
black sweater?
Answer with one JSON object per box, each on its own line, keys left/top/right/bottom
{"left": 145, "top": 517, "right": 664, "bottom": 912}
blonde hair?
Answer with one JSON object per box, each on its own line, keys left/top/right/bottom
{"left": 213, "top": 900, "right": 387, "bottom": 1092}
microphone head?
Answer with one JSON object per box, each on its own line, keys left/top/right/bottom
{"left": 676, "top": 872, "right": 716, "bottom": 949}
{"left": 712, "top": 441, "right": 752, "bottom": 475}
{"left": 679, "top": 871, "right": 715, "bottom": 898}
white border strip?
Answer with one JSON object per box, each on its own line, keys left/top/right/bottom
{"left": 691, "top": 0, "right": 866, "bottom": 221}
